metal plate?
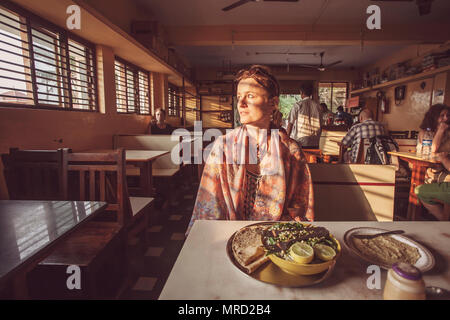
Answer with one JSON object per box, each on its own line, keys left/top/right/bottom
{"left": 226, "top": 222, "right": 336, "bottom": 287}
{"left": 344, "top": 227, "right": 435, "bottom": 272}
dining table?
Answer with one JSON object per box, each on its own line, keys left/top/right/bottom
{"left": 159, "top": 220, "right": 450, "bottom": 300}
{"left": 388, "top": 151, "right": 441, "bottom": 220}
{"left": 0, "top": 200, "right": 107, "bottom": 298}
{"left": 85, "top": 149, "right": 169, "bottom": 197}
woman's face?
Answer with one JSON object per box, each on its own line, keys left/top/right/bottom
{"left": 237, "top": 78, "right": 277, "bottom": 128}
{"left": 437, "top": 109, "right": 449, "bottom": 125}
{"left": 156, "top": 110, "right": 165, "bottom": 123}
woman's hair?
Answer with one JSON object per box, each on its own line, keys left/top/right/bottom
{"left": 299, "top": 82, "right": 313, "bottom": 97}
{"left": 235, "top": 65, "right": 280, "bottom": 98}
{"left": 272, "top": 109, "right": 283, "bottom": 128}
{"left": 155, "top": 107, "right": 166, "bottom": 116}
{"left": 419, "top": 104, "right": 449, "bottom": 131}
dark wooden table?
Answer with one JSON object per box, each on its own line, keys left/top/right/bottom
{"left": 0, "top": 200, "right": 107, "bottom": 298}
{"left": 388, "top": 151, "right": 440, "bottom": 220}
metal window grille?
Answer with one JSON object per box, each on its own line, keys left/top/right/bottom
{"left": 168, "top": 83, "right": 181, "bottom": 117}
{"left": 114, "top": 57, "right": 150, "bottom": 114}
{"left": 0, "top": 3, "right": 97, "bottom": 111}
{"left": 318, "top": 82, "right": 348, "bottom": 113}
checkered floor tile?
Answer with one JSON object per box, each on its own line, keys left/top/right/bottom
{"left": 120, "top": 182, "right": 196, "bottom": 299}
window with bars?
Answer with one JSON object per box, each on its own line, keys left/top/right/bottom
{"left": 0, "top": 3, "right": 97, "bottom": 111}
{"left": 318, "top": 82, "right": 348, "bottom": 113}
{"left": 114, "top": 58, "right": 150, "bottom": 114}
{"left": 168, "top": 83, "right": 181, "bottom": 117}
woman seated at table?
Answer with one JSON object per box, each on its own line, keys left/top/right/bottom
{"left": 415, "top": 152, "right": 450, "bottom": 221}
{"left": 416, "top": 104, "right": 450, "bottom": 154}
{"left": 187, "top": 65, "right": 314, "bottom": 233}
{"left": 415, "top": 104, "right": 450, "bottom": 221}
{"left": 149, "top": 108, "right": 174, "bottom": 135}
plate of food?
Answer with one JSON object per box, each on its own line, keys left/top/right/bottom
{"left": 343, "top": 227, "right": 435, "bottom": 272}
{"left": 226, "top": 221, "right": 341, "bottom": 287}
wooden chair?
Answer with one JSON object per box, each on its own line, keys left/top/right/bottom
{"left": 337, "top": 139, "right": 366, "bottom": 164}
{"left": 355, "top": 139, "right": 367, "bottom": 164}
{"left": 2, "top": 148, "right": 125, "bottom": 298}
{"left": 27, "top": 149, "right": 153, "bottom": 298}
{"left": 64, "top": 149, "right": 154, "bottom": 241}
{"left": 2, "top": 148, "right": 68, "bottom": 200}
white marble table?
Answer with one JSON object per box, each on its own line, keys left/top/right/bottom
{"left": 159, "top": 220, "right": 450, "bottom": 300}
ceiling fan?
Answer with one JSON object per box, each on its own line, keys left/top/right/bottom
{"left": 297, "top": 51, "right": 342, "bottom": 72}
{"left": 222, "top": 0, "right": 299, "bottom": 12}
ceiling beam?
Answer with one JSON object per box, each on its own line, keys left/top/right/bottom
{"left": 166, "top": 23, "right": 449, "bottom": 46}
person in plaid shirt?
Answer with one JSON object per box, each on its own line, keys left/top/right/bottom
{"left": 341, "top": 108, "right": 385, "bottom": 163}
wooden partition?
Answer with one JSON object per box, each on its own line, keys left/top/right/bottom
{"left": 309, "top": 164, "right": 396, "bottom": 221}
{"left": 319, "top": 130, "right": 347, "bottom": 157}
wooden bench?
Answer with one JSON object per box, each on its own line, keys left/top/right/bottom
{"left": 303, "top": 131, "right": 346, "bottom": 163}
{"left": 319, "top": 130, "right": 346, "bottom": 162}
{"left": 308, "top": 164, "right": 396, "bottom": 221}
{"left": 114, "top": 134, "right": 183, "bottom": 206}
{"left": 113, "top": 134, "right": 182, "bottom": 178}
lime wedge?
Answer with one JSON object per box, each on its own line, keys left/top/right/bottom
{"left": 289, "top": 242, "right": 314, "bottom": 264}
{"left": 314, "top": 244, "right": 336, "bottom": 261}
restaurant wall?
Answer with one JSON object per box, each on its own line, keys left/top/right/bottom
{"left": 0, "top": 46, "right": 154, "bottom": 200}
{"left": 80, "top": 0, "right": 154, "bottom": 35}
{"left": 362, "top": 77, "right": 436, "bottom": 131}
{"left": 359, "top": 44, "right": 450, "bottom": 131}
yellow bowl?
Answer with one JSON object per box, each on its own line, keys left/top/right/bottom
{"left": 267, "top": 235, "right": 341, "bottom": 276}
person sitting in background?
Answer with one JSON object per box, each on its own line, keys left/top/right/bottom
{"left": 320, "top": 103, "right": 334, "bottom": 126}
{"left": 149, "top": 108, "right": 174, "bottom": 134}
{"left": 335, "top": 106, "right": 353, "bottom": 127}
{"left": 341, "top": 108, "right": 386, "bottom": 163}
{"left": 286, "top": 83, "right": 323, "bottom": 149}
{"left": 416, "top": 104, "right": 449, "bottom": 154}
{"left": 188, "top": 65, "right": 314, "bottom": 234}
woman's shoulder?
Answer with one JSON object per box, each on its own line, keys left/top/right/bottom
{"left": 278, "top": 129, "right": 302, "bottom": 155}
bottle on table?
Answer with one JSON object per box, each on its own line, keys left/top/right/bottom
{"left": 383, "top": 262, "right": 426, "bottom": 300}
{"left": 421, "top": 128, "right": 434, "bottom": 158}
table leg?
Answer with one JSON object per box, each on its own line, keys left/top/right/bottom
{"left": 407, "top": 161, "right": 427, "bottom": 220}
{"left": 137, "top": 162, "right": 152, "bottom": 197}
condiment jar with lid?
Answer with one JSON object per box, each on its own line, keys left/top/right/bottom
{"left": 383, "top": 262, "right": 426, "bottom": 300}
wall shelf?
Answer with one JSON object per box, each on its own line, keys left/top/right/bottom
{"left": 351, "top": 65, "right": 450, "bottom": 96}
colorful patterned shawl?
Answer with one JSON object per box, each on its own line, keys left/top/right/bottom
{"left": 187, "top": 126, "right": 314, "bottom": 233}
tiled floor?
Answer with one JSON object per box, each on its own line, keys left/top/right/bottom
{"left": 119, "top": 182, "right": 197, "bottom": 299}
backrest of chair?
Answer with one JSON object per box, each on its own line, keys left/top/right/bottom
{"left": 389, "top": 130, "right": 409, "bottom": 139}
{"left": 66, "top": 149, "right": 131, "bottom": 226}
{"left": 354, "top": 138, "right": 367, "bottom": 164}
{"left": 410, "top": 130, "right": 419, "bottom": 140}
{"left": 2, "top": 148, "right": 68, "bottom": 200}
{"left": 319, "top": 131, "right": 346, "bottom": 156}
